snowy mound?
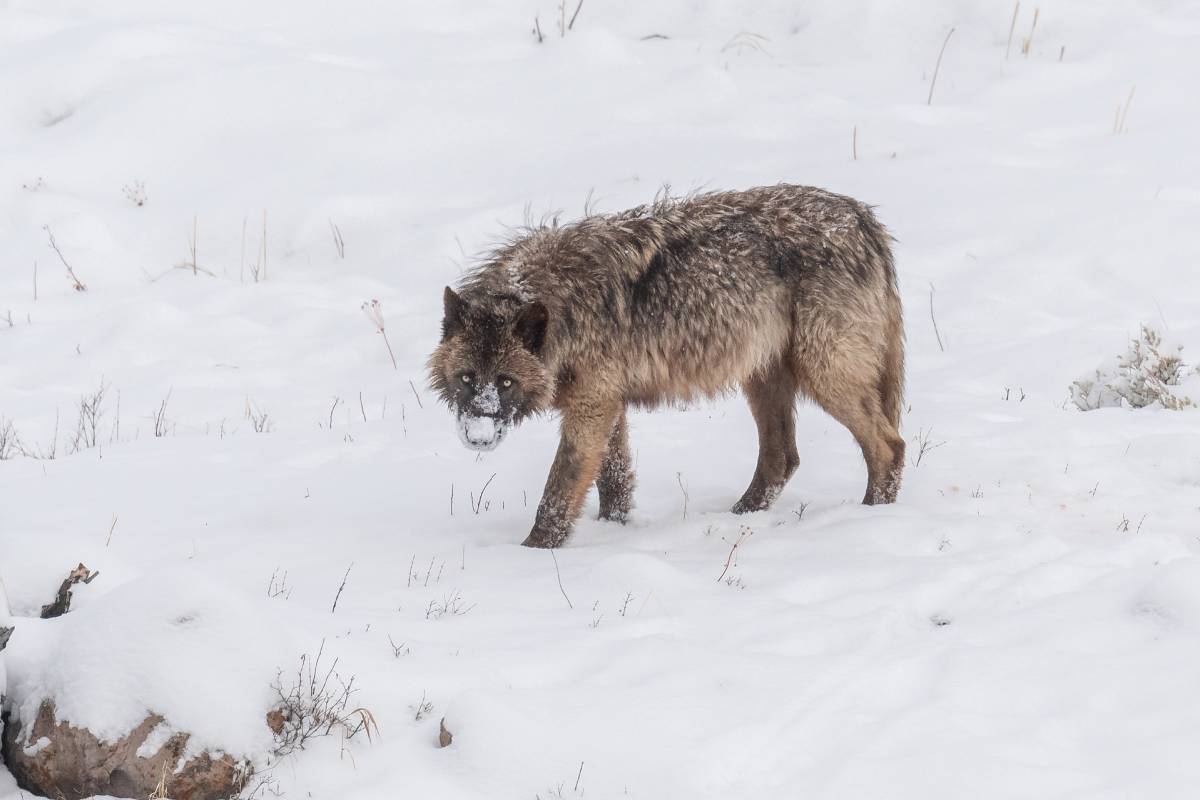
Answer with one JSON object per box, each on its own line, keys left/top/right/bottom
{"left": 4, "top": 572, "right": 293, "bottom": 759}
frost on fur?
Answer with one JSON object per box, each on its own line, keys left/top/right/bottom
{"left": 1071, "top": 325, "right": 1198, "bottom": 411}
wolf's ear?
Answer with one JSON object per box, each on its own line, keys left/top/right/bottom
{"left": 513, "top": 301, "right": 548, "bottom": 355}
{"left": 442, "top": 287, "right": 467, "bottom": 341}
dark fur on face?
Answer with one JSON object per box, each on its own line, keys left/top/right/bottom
{"left": 428, "top": 183, "right": 905, "bottom": 547}
{"left": 427, "top": 287, "right": 554, "bottom": 450}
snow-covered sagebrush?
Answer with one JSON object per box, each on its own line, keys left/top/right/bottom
{"left": 1071, "top": 325, "right": 1198, "bottom": 411}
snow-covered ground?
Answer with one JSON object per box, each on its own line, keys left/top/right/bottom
{"left": 2, "top": 1, "right": 1200, "bottom": 797}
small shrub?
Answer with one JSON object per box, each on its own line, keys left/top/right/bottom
{"left": 1071, "top": 325, "right": 1197, "bottom": 411}
{"left": 122, "top": 180, "right": 147, "bottom": 207}
{"left": 68, "top": 381, "right": 107, "bottom": 454}
{"left": 267, "top": 642, "right": 377, "bottom": 757}
{"left": 0, "top": 418, "right": 24, "bottom": 460}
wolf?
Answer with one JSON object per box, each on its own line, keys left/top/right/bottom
{"left": 428, "top": 184, "right": 905, "bottom": 548}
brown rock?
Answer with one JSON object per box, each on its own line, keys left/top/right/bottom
{"left": 2, "top": 700, "right": 251, "bottom": 800}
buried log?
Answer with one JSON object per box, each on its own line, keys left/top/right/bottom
{"left": 2, "top": 700, "right": 250, "bottom": 800}
{"left": 40, "top": 563, "right": 98, "bottom": 619}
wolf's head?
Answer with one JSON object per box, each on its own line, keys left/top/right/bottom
{"left": 428, "top": 287, "right": 554, "bottom": 451}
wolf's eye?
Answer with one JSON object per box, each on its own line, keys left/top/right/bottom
{"left": 460, "top": 373, "right": 473, "bottom": 385}
{"left": 499, "top": 377, "right": 513, "bottom": 389}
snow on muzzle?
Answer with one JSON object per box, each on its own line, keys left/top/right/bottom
{"left": 457, "top": 382, "right": 508, "bottom": 451}
{"left": 457, "top": 412, "right": 508, "bottom": 451}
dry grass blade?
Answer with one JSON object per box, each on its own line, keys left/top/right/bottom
{"left": 929, "top": 282, "right": 945, "bottom": 351}
{"left": 1021, "top": 8, "right": 1039, "bottom": 58}
{"left": 348, "top": 707, "right": 380, "bottom": 742}
{"left": 1006, "top": 1, "right": 1020, "bottom": 60}
{"left": 927, "top": 27, "right": 956, "bottom": 106}
{"left": 551, "top": 549, "right": 573, "bottom": 609}
{"left": 330, "top": 219, "right": 345, "bottom": 259}
{"left": 720, "top": 31, "right": 769, "bottom": 56}
{"left": 1114, "top": 85, "right": 1136, "bottom": 134}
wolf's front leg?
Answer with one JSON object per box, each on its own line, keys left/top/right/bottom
{"left": 522, "top": 399, "right": 621, "bottom": 548}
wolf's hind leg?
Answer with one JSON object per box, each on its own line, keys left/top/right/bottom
{"left": 733, "top": 363, "right": 800, "bottom": 514}
{"left": 597, "top": 408, "right": 634, "bottom": 522}
{"left": 802, "top": 353, "right": 905, "bottom": 505}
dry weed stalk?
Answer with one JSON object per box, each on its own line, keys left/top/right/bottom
{"left": 43, "top": 225, "right": 86, "bottom": 291}
{"left": 361, "top": 299, "right": 399, "bottom": 369}
{"left": 153, "top": 390, "right": 172, "bottom": 437}
{"left": 717, "top": 526, "right": 753, "bottom": 583}
{"left": 911, "top": 427, "right": 946, "bottom": 466}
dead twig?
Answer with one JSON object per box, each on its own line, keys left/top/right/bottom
{"left": 330, "top": 563, "right": 353, "bottom": 614}
{"left": 43, "top": 225, "right": 86, "bottom": 291}
{"left": 328, "top": 396, "right": 341, "bottom": 429}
